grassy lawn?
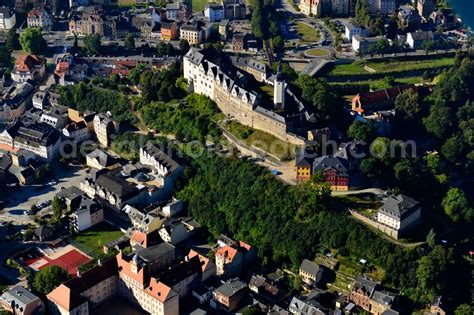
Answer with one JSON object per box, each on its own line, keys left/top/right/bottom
{"left": 334, "top": 194, "right": 383, "bottom": 212}
{"left": 70, "top": 222, "right": 124, "bottom": 258}
{"left": 192, "top": 0, "right": 211, "bottom": 12}
{"left": 330, "top": 76, "right": 424, "bottom": 91}
{"left": 329, "top": 56, "right": 454, "bottom": 76}
{"left": 226, "top": 121, "right": 297, "bottom": 160}
{"left": 296, "top": 22, "right": 320, "bottom": 42}
{"left": 306, "top": 48, "right": 328, "bottom": 57}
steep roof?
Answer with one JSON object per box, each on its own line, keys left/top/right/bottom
{"left": 313, "top": 155, "right": 348, "bottom": 176}
{"left": 378, "top": 194, "right": 419, "bottom": 219}
{"left": 47, "top": 258, "right": 118, "bottom": 311}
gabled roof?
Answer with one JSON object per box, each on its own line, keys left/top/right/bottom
{"left": 299, "top": 259, "right": 320, "bottom": 276}
{"left": 352, "top": 275, "right": 378, "bottom": 297}
{"left": 14, "top": 55, "right": 44, "bottom": 73}
{"left": 313, "top": 155, "right": 348, "bottom": 176}
{"left": 47, "top": 259, "right": 118, "bottom": 311}
{"left": 378, "top": 194, "right": 419, "bottom": 219}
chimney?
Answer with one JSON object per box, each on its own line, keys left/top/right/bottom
{"left": 98, "top": 259, "right": 102, "bottom": 266}
{"left": 76, "top": 270, "right": 81, "bottom": 278}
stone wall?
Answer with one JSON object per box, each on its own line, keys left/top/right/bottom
{"left": 350, "top": 210, "right": 399, "bottom": 239}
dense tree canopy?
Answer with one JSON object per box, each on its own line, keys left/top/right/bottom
{"left": 33, "top": 266, "right": 71, "bottom": 295}
{"left": 19, "top": 28, "right": 46, "bottom": 54}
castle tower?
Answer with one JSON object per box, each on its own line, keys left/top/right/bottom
{"left": 273, "top": 62, "right": 286, "bottom": 110}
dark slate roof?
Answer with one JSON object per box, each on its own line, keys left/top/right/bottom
{"left": 215, "top": 278, "right": 247, "bottom": 297}
{"left": 158, "top": 255, "right": 202, "bottom": 286}
{"left": 352, "top": 275, "right": 378, "bottom": 297}
{"left": 313, "top": 155, "right": 348, "bottom": 176}
{"left": 378, "top": 194, "right": 419, "bottom": 219}
{"left": 141, "top": 142, "right": 179, "bottom": 173}
{"left": 87, "top": 149, "right": 116, "bottom": 167}
{"left": 1, "top": 286, "right": 40, "bottom": 308}
{"left": 135, "top": 242, "right": 175, "bottom": 263}
{"left": 300, "top": 259, "right": 320, "bottom": 276}
{"left": 96, "top": 172, "right": 139, "bottom": 199}
{"left": 372, "top": 289, "right": 397, "bottom": 307}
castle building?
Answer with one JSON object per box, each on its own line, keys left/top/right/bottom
{"left": 183, "top": 48, "right": 315, "bottom": 144}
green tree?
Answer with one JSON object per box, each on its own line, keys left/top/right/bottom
{"left": 83, "top": 33, "right": 101, "bottom": 56}
{"left": 360, "top": 157, "right": 381, "bottom": 179}
{"left": 442, "top": 187, "right": 473, "bottom": 223}
{"left": 251, "top": 1, "right": 265, "bottom": 39}
{"left": 124, "top": 33, "right": 135, "bottom": 50}
{"left": 376, "top": 39, "right": 389, "bottom": 57}
{"left": 33, "top": 265, "right": 71, "bottom": 295}
{"left": 272, "top": 35, "right": 284, "bottom": 54}
{"left": 423, "top": 106, "right": 452, "bottom": 139}
{"left": 455, "top": 304, "right": 474, "bottom": 315}
{"left": 0, "top": 46, "right": 12, "bottom": 68}
{"left": 422, "top": 39, "right": 435, "bottom": 55}
{"left": 395, "top": 90, "right": 421, "bottom": 121}
{"left": 347, "top": 120, "right": 375, "bottom": 142}
{"left": 19, "top": 28, "right": 46, "bottom": 54}
{"left": 426, "top": 228, "right": 436, "bottom": 248}
{"left": 51, "top": 196, "right": 64, "bottom": 220}
{"left": 370, "top": 137, "right": 391, "bottom": 162}
{"left": 416, "top": 245, "right": 450, "bottom": 298}
{"left": 441, "top": 135, "right": 465, "bottom": 163}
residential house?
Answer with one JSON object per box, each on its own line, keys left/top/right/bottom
{"left": 27, "top": 7, "right": 53, "bottom": 30}
{"left": 139, "top": 142, "right": 180, "bottom": 177}
{"left": 180, "top": 22, "right": 204, "bottom": 45}
{"left": 12, "top": 55, "right": 46, "bottom": 83}
{"left": 162, "top": 199, "right": 184, "bottom": 217}
{"left": 300, "top": 0, "right": 322, "bottom": 17}
{"left": 0, "top": 286, "right": 44, "bottom": 315}
{"left": 223, "top": 2, "right": 246, "bottom": 20}
{"left": 160, "top": 21, "right": 178, "bottom": 41}
{"left": 313, "top": 155, "right": 349, "bottom": 191}
{"left": 344, "top": 21, "right": 369, "bottom": 41}
{"left": 93, "top": 113, "right": 118, "bottom": 148}
{"left": 331, "top": 0, "right": 349, "bottom": 16}
{"left": 299, "top": 259, "right": 328, "bottom": 286}
{"left": 0, "top": 81, "right": 35, "bottom": 123}
{"left": 289, "top": 294, "right": 330, "bottom": 314}
{"left": 374, "top": 0, "right": 396, "bottom": 15}
{"left": 0, "top": 121, "right": 61, "bottom": 161}
{"left": 407, "top": 31, "right": 434, "bottom": 50}
{"left": 86, "top": 149, "right": 117, "bottom": 170}
{"left": 295, "top": 150, "right": 314, "bottom": 181}
{"left": 398, "top": 5, "right": 421, "bottom": 30}
{"left": 127, "top": 207, "right": 167, "bottom": 234}
{"left": 351, "top": 84, "right": 419, "bottom": 113}
{"left": 40, "top": 108, "right": 68, "bottom": 130}
{"left": 0, "top": 6, "right": 16, "bottom": 29}
{"left": 205, "top": 3, "right": 224, "bottom": 23}
{"left": 80, "top": 168, "right": 141, "bottom": 209}
{"left": 430, "top": 296, "right": 448, "bottom": 315}
{"left": 215, "top": 239, "right": 255, "bottom": 277}
{"left": 350, "top": 275, "right": 378, "bottom": 312}
{"left": 232, "top": 33, "right": 246, "bottom": 51}
{"left": 69, "top": 10, "right": 117, "bottom": 38}
{"left": 248, "top": 274, "right": 286, "bottom": 304}
{"left": 70, "top": 196, "right": 104, "bottom": 232}
{"left": 430, "top": 9, "right": 457, "bottom": 31}
{"left": 377, "top": 194, "right": 421, "bottom": 236}
{"left": 351, "top": 35, "right": 384, "bottom": 53}
{"left": 218, "top": 19, "right": 229, "bottom": 40}
{"left": 158, "top": 217, "right": 200, "bottom": 245}
{"left": 417, "top": 0, "right": 436, "bottom": 17}
{"left": 213, "top": 278, "right": 248, "bottom": 312}
{"left": 62, "top": 120, "right": 91, "bottom": 143}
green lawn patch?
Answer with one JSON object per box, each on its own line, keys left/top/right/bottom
{"left": 192, "top": 0, "right": 211, "bottom": 12}
{"left": 296, "top": 22, "right": 320, "bottom": 42}
{"left": 334, "top": 194, "right": 382, "bottom": 212}
{"left": 330, "top": 76, "right": 424, "bottom": 91}
{"left": 329, "top": 56, "right": 454, "bottom": 76}
{"left": 306, "top": 48, "right": 328, "bottom": 57}
{"left": 226, "top": 121, "right": 297, "bottom": 160}
{"left": 70, "top": 222, "right": 124, "bottom": 258}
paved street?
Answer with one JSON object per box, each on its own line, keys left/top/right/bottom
{"left": 0, "top": 165, "right": 88, "bottom": 225}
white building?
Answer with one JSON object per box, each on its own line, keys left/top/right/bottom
{"left": 40, "top": 112, "right": 66, "bottom": 129}
{"left": 406, "top": 31, "right": 434, "bottom": 50}
{"left": 352, "top": 34, "right": 385, "bottom": 52}
{"left": 180, "top": 23, "right": 203, "bottom": 45}
{"left": 62, "top": 121, "right": 91, "bottom": 143}
{"left": 70, "top": 196, "right": 104, "bottom": 232}
{"left": 0, "top": 6, "right": 16, "bottom": 29}
{"left": 139, "top": 142, "right": 180, "bottom": 177}
{"left": 27, "top": 7, "right": 53, "bottom": 31}
{"left": 93, "top": 112, "right": 118, "bottom": 147}
{"left": 377, "top": 194, "right": 421, "bottom": 232}
{"left": 344, "top": 21, "right": 369, "bottom": 41}
{"left": 204, "top": 3, "right": 224, "bottom": 22}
